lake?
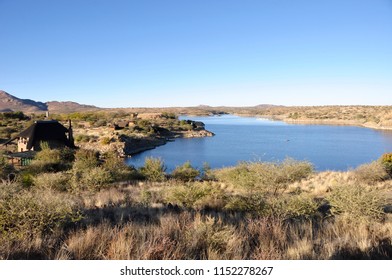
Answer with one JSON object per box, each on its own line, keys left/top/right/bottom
{"left": 126, "top": 115, "right": 392, "bottom": 171}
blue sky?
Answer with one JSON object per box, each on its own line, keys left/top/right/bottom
{"left": 0, "top": 0, "right": 391, "bottom": 107}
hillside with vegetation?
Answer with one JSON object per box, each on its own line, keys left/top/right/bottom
{"left": 220, "top": 105, "right": 392, "bottom": 130}
{"left": 2, "top": 90, "right": 391, "bottom": 130}
{"left": 0, "top": 111, "right": 213, "bottom": 156}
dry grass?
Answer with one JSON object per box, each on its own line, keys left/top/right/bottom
{"left": 353, "top": 161, "right": 390, "bottom": 184}
{"left": 4, "top": 211, "right": 390, "bottom": 260}
{"left": 1, "top": 158, "right": 392, "bottom": 260}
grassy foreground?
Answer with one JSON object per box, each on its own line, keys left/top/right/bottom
{"left": 1, "top": 149, "right": 392, "bottom": 260}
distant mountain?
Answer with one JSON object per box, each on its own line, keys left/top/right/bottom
{"left": 0, "top": 90, "right": 98, "bottom": 113}
{"left": 254, "top": 104, "right": 283, "bottom": 108}
{"left": 46, "top": 101, "right": 97, "bottom": 113}
{"left": 0, "top": 90, "right": 47, "bottom": 112}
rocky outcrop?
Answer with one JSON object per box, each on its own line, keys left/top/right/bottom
{"left": 176, "top": 130, "right": 214, "bottom": 138}
{"left": 119, "top": 135, "right": 167, "bottom": 155}
{"left": 74, "top": 125, "right": 214, "bottom": 157}
{"left": 119, "top": 129, "right": 214, "bottom": 155}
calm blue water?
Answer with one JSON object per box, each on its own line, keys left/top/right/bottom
{"left": 126, "top": 115, "right": 392, "bottom": 171}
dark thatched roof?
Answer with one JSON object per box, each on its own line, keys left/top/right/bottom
{"left": 10, "top": 120, "right": 69, "bottom": 150}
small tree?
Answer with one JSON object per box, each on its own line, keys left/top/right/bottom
{"left": 29, "top": 146, "right": 75, "bottom": 173}
{"left": 172, "top": 161, "right": 200, "bottom": 181}
{"left": 140, "top": 157, "right": 166, "bottom": 182}
{"left": 380, "top": 153, "right": 392, "bottom": 177}
{"left": 0, "top": 155, "right": 16, "bottom": 181}
{"left": 73, "top": 149, "right": 100, "bottom": 170}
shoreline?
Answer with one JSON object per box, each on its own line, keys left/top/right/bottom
{"left": 228, "top": 113, "right": 392, "bottom": 131}
{"left": 122, "top": 129, "right": 215, "bottom": 156}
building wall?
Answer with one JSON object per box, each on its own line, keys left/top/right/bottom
{"left": 17, "top": 137, "right": 29, "bottom": 152}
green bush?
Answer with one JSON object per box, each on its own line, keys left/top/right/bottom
{"left": 33, "top": 172, "right": 70, "bottom": 192}
{"left": 100, "top": 136, "right": 111, "bottom": 145}
{"left": 28, "top": 147, "right": 75, "bottom": 174}
{"left": 380, "top": 153, "right": 392, "bottom": 176}
{"left": 0, "top": 111, "right": 28, "bottom": 120}
{"left": 73, "top": 149, "right": 100, "bottom": 170}
{"left": 0, "top": 185, "right": 81, "bottom": 241}
{"left": 172, "top": 161, "right": 200, "bottom": 181}
{"left": 215, "top": 163, "right": 259, "bottom": 192}
{"left": 165, "top": 182, "right": 225, "bottom": 209}
{"left": 353, "top": 161, "right": 389, "bottom": 183}
{"left": 327, "top": 184, "right": 385, "bottom": 222}
{"left": 139, "top": 157, "right": 166, "bottom": 182}
{"left": 201, "top": 162, "right": 213, "bottom": 180}
{"left": 268, "top": 195, "right": 320, "bottom": 220}
{"left": 0, "top": 156, "right": 16, "bottom": 181}
{"left": 19, "top": 172, "right": 34, "bottom": 187}
{"left": 75, "top": 134, "right": 91, "bottom": 143}
{"left": 71, "top": 167, "right": 112, "bottom": 192}
{"left": 140, "top": 189, "right": 153, "bottom": 205}
{"left": 224, "top": 194, "right": 267, "bottom": 214}
{"left": 102, "top": 151, "right": 137, "bottom": 181}
{"left": 93, "top": 119, "right": 107, "bottom": 127}
{"left": 161, "top": 112, "right": 177, "bottom": 119}
{"left": 102, "top": 151, "right": 124, "bottom": 170}
{"left": 215, "top": 159, "right": 313, "bottom": 195}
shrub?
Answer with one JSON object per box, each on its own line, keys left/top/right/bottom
{"left": 215, "top": 159, "right": 313, "bottom": 195}
{"left": 140, "top": 189, "right": 153, "bottom": 205}
{"left": 100, "top": 136, "right": 111, "bottom": 145}
{"left": 139, "top": 157, "right": 166, "bottom": 182}
{"left": 161, "top": 112, "right": 177, "bottom": 119}
{"left": 102, "top": 151, "right": 136, "bottom": 181}
{"left": 0, "top": 156, "right": 16, "bottom": 181}
{"left": 214, "top": 163, "right": 259, "bottom": 192}
{"left": 0, "top": 185, "right": 81, "bottom": 241}
{"left": 268, "top": 194, "right": 320, "bottom": 220}
{"left": 201, "top": 162, "right": 213, "bottom": 180}
{"left": 75, "top": 134, "right": 91, "bottom": 143}
{"left": 224, "top": 194, "right": 267, "bottom": 214}
{"left": 33, "top": 172, "right": 70, "bottom": 192}
{"left": 165, "top": 182, "right": 225, "bottom": 209}
{"left": 73, "top": 149, "right": 100, "bottom": 170}
{"left": 71, "top": 167, "right": 112, "bottom": 192}
{"left": 93, "top": 119, "right": 107, "bottom": 127}
{"left": 353, "top": 161, "right": 389, "bottom": 183}
{"left": 327, "top": 184, "right": 385, "bottom": 222}
{"left": 18, "top": 172, "right": 34, "bottom": 187}
{"left": 171, "top": 161, "right": 200, "bottom": 181}
{"left": 380, "top": 153, "right": 392, "bottom": 176}
{"left": 28, "top": 147, "right": 75, "bottom": 174}
{"left": 184, "top": 215, "right": 236, "bottom": 258}
{"left": 0, "top": 111, "right": 28, "bottom": 120}
{"left": 101, "top": 151, "right": 126, "bottom": 170}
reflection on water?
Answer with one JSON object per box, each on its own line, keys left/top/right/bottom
{"left": 126, "top": 115, "right": 392, "bottom": 171}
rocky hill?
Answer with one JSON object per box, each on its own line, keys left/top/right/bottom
{"left": 0, "top": 90, "right": 98, "bottom": 113}
{"left": 46, "top": 101, "right": 97, "bottom": 113}
{"left": 0, "top": 90, "right": 47, "bottom": 112}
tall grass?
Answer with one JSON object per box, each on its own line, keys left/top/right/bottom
{"left": 1, "top": 156, "right": 391, "bottom": 260}
{"left": 214, "top": 158, "right": 313, "bottom": 195}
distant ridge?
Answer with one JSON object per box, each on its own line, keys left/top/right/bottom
{"left": 0, "top": 90, "right": 47, "bottom": 112}
{"left": 0, "top": 90, "right": 98, "bottom": 113}
{"left": 254, "top": 104, "right": 284, "bottom": 108}
{"left": 46, "top": 101, "right": 98, "bottom": 113}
